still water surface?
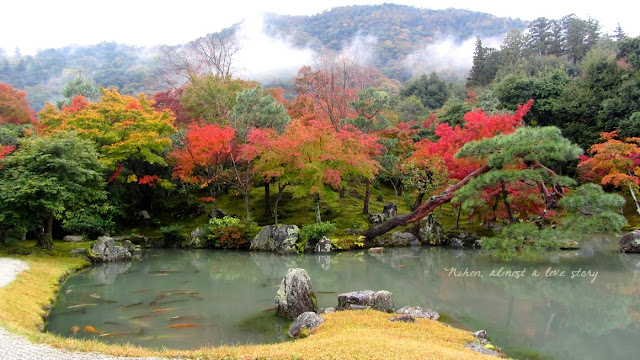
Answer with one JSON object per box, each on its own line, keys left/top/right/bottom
{"left": 46, "top": 235, "right": 640, "bottom": 359}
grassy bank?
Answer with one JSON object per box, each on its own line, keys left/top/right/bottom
{"left": 0, "top": 241, "right": 504, "bottom": 359}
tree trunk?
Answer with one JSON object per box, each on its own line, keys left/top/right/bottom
{"left": 629, "top": 183, "right": 640, "bottom": 217}
{"left": 274, "top": 184, "right": 287, "bottom": 226}
{"left": 313, "top": 194, "right": 322, "bottom": 223}
{"left": 501, "top": 181, "right": 515, "bottom": 225}
{"left": 244, "top": 190, "right": 251, "bottom": 220}
{"left": 454, "top": 205, "right": 462, "bottom": 229}
{"left": 363, "top": 179, "right": 370, "bottom": 215}
{"left": 264, "top": 181, "right": 271, "bottom": 217}
{"left": 364, "top": 164, "right": 491, "bottom": 241}
{"left": 413, "top": 192, "right": 425, "bottom": 211}
{"left": 37, "top": 215, "right": 54, "bottom": 249}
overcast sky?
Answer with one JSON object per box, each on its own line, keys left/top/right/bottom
{"left": 1, "top": 0, "right": 637, "bottom": 55}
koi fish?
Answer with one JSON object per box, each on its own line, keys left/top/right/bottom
{"left": 83, "top": 325, "right": 104, "bottom": 334}
{"left": 56, "top": 308, "right": 87, "bottom": 316}
{"left": 100, "top": 331, "right": 132, "bottom": 337}
{"left": 131, "top": 289, "right": 150, "bottom": 294}
{"left": 119, "top": 302, "right": 143, "bottom": 309}
{"left": 68, "top": 303, "right": 96, "bottom": 309}
{"left": 70, "top": 326, "right": 80, "bottom": 335}
{"left": 157, "top": 299, "right": 190, "bottom": 305}
{"left": 169, "top": 315, "right": 202, "bottom": 321}
{"left": 152, "top": 308, "right": 177, "bottom": 313}
{"left": 167, "top": 323, "right": 201, "bottom": 329}
{"left": 130, "top": 314, "right": 154, "bottom": 320}
{"left": 65, "top": 289, "right": 73, "bottom": 294}
{"left": 393, "top": 264, "right": 406, "bottom": 268}
{"left": 149, "top": 269, "right": 181, "bottom": 273}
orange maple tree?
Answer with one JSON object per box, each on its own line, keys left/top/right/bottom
{"left": 578, "top": 131, "right": 640, "bottom": 215}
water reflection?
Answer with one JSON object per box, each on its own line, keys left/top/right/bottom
{"left": 46, "top": 237, "right": 640, "bottom": 359}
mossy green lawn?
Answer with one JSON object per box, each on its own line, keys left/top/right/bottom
{"left": 0, "top": 241, "right": 505, "bottom": 359}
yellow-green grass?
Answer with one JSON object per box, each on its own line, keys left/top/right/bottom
{"left": 0, "top": 242, "right": 505, "bottom": 359}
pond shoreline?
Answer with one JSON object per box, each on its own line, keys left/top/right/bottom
{"left": 0, "top": 247, "right": 508, "bottom": 359}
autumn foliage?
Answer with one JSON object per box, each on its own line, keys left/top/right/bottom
{"left": 409, "top": 99, "right": 533, "bottom": 181}
{"left": 0, "top": 83, "right": 37, "bottom": 125}
{"left": 168, "top": 123, "right": 235, "bottom": 188}
{"left": 38, "top": 89, "right": 176, "bottom": 185}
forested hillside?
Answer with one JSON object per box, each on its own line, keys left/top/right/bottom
{"left": 0, "top": 4, "right": 526, "bottom": 110}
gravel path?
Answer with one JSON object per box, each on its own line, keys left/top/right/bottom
{"left": 0, "top": 257, "right": 173, "bottom": 360}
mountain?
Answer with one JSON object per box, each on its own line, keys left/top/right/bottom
{"left": 0, "top": 4, "right": 527, "bottom": 110}
{"left": 264, "top": 4, "right": 526, "bottom": 78}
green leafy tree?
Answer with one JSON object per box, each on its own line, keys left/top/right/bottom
{"left": 401, "top": 72, "right": 450, "bottom": 109}
{"left": 55, "top": 75, "right": 100, "bottom": 109}
{"left": 0, "top": 133, "right": 107, "bottom": 248}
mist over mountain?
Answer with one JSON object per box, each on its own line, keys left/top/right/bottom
{"left": 0, "top": 4, "right": 527, "bottom": 110}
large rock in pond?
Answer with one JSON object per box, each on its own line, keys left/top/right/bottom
{"left": 288, "top": 312, "right": 324, "bottom": 338}
{"left": 620, "top": 230, "right": 640, "bottom": 253}
{"left": 314, "top": 236, "right": 332, "bottom": 253}
{"left": 251, "top": 225, "right": 300, "bottom": 254}
{"left": 419, "top": 214, "right": 446, "bottom": 245}
{"left": 90, "top": 236, "right": 132, "bottom": 262}
{"left": 336, "top": 290, "right": 394, "bottom": 313}
{"left": 275, "top": 268, "right": 317, "bottom": 319}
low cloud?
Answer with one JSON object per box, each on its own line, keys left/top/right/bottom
{"left": 234, "top": 15, "right": 316, "bottom": 83}
{"left": 402, "top": 35, "right": 504, "bottom": 81}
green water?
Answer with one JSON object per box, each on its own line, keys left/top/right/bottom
{"left": 46, "top": 235, "right": 640, "bottom": 359}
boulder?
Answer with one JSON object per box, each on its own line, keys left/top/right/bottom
{"left": 395, "top": 306, "right": 440, "bottom": 320}
{"left": 63, "top": 235, "right": 85, "bottom": 242}
{"left": 449, "top": 238, "right": 464, "bottom": 249}
{"left": 121, "top": 240, "right": 134, "bottom": 252}
{"left": 382, "top": 202, "right": 397, "bottom": 219}
{"left": 314, "top": 236, "right": 332, "bottom": 253}
{"left": 368, "top": 213, "right": 385, "bottom": 224}
{"left": 275, "top": 268, "right": 317, "bottom": 319}
{"left": 473, "top": 330, "right": 488, "bottom": 341}
{"left": 419, "top": 213, "right": 446, "bottom": 245}
{"left": 209, "top": 208, "right": 228, "bottom": 218}
{"left": 337, "top": 290, "right": 394, "bottom": 313}
{"left": 111, "top": 234, "right": 148, "bottom": 245}
{"left": 287, "top": 311, "right": 324, "bottom": 338}
{"left": 368, "top": 247, "right": 384, "bottom": 254}
{"left": 134, "top": 210, "right": 150, "bottom": 220}
{"left": 251, "top": 225, "right": 300, "bottom": 254}
{"left": 389, "top": 232, "right": 420, "bottom": 247}
{"left": 447, "top": 231, "right": 480, "bottom": 248}
{"left": 465, "top": 342, "right": 503, "bottom": 357}
{"left": 369, "top": 202, "right": 398, "bottom": 225}
{"left": 186, "top": 227, "right": 205, "bottom": 248}
{"left": 620, "top": 230, "right": 640, "bottom": 253}
{"left": 90, "top": 236, "right": 132, "bottom": 262}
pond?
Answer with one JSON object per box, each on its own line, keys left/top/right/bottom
{"left": 46, "top": 235, "right": 640, "bottom": 359}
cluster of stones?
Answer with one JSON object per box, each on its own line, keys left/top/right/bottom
{"left": 274, "top": 267, "right": 506, "bottom": 357}
{"left": 64, "top": 234, "right": 145, "bottom": 262}
{"left": 274, "top": 268, "right": 437, "bottom": 338}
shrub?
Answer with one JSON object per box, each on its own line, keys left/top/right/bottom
{"left": 62, "top": 204, "right": 117, "bottom": 239}
{"left": 301, "top": 221, "right": 336, "bottom": 245}
{"left": 203, "top": 216, "right": 253, "bottom": 249}
{"left": 158, "top": 225, "right": 187, "bottom": 247}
